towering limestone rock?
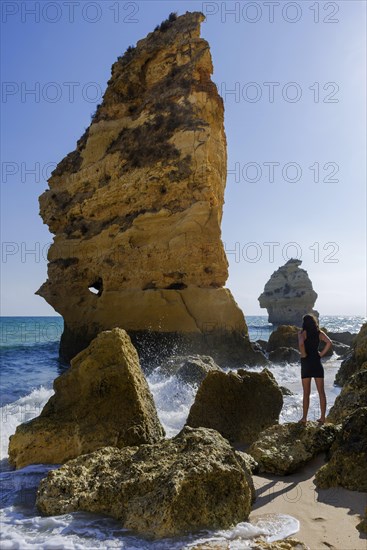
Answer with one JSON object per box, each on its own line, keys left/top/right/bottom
{"left": 258, "top": 259, "right": 318, "bottom": 326}
{"left": 37, "top": 11, "right": 262, "bottom": 366}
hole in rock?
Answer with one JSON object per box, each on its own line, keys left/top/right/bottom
{"left": 165, "top": 283, "right": 187, "bottom": 290}
{"left": 88, "top": 277, "right": 103, "bottom": 297}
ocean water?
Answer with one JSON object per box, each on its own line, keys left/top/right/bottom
{"left": 0, "top": 315, "right": 365, "bottom": 549}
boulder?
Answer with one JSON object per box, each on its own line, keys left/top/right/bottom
{"left": 327, "top": 366, "right": 367, "bottom": 423}
{"left": 335, "top": 323, "right": 367, "bottom": 386}
{"left": 258, "top": 259, "right": 318, "bottom": 326}
{"left": 267, "top": 325, "right": 335, "bottom": 358}
{"left": 315, "top": 408, "right": 367, "bottom": 491}
{"left": 158, "top": 354, "right": 221, "bottom": 384}
{"left": 236, "top": 450, "right": 259, "bottom": 475}
{"left": 335, "top": 351, "right": 356, "bottom": 383}
{"left": 35, "top": 10, "right": 262, "bottom": 368}
{"left": 186, "top": 368, "right": 283, "bottom": 445}
{"left": 280, "top": 386, "right": 293, "bottom": 396}
{"left": 326, "top": 331, "right": 356, "bottom": 347}
{"left": 36, "top": 427, "right": 254, "bottom": 538}
{"left": 8, "top": 329, "right": 164, "bottom": 469}
{"left": 268, "top": 347, "right": 301, "bottom": 364}
{"left": 266, "top": 325, "right": 299, "bottom": 353}
{"left": 357, "top": 507, "right": 367, "bottom": 534}
{"left": 248, "top": 422, "right": 340, "bottom": 475}
{"left": 330, "top": 341, "right": 350, "bottom": 357}
{"left": 255, "top": 339, "right": 268, "bottom": 352}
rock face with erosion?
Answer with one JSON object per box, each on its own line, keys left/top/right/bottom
{"left": 8, "top": 329, "right": 164, "bottom": 468}
{"left": 327, "top": 366, "right": 367, "bottom": 423}
{"left": 315, "top": 407, "right": 367, "bottom": 491}
{"left": 266, "top": 325, "right": 299, "bottom": 352}
{"left": 36, "top": 427, "right": 254, "bottom": 538}
{"left": 186, "top": 368, "right": 283, "bottom": 445}
{"left": 258, "top": 259, "right": 318, "bottom": 326}
{"left": 248, "top": 422, "right": 340, "bottom": 475}
{"left": 36, "top": 12, "right": 262, "bottom": 367}
{"left": 334, "top": 323, "right": 367, "bottom": 386}
{"left": 268, "top": 347, "right": 301, "bottom": 365}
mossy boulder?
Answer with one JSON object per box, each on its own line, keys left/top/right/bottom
{"left": 266, "top": 325, "right": 299, "bottom": 352}
{"left": 326, "top": 330, "right": 356, "bottom": 346}
{"left": 327, "top": 366, "right": 367, "bottom": 423}
{"left": 268, "top": 346, "right": 301, "bottom": 364}
{"left": 9, "top": 329, "right": 164, "bottom": 468}
{"left": 248, "top": 422, "right": 340, "bottom": 475}
{"left": 357, "top": 507, "right": 367, "bottom": 534}
{"left": 335, "top": 323, "right": 367, "bottom": 386}
{"left": 36, "top": 427, "right": 254, "bottom": 538}
{"left": 315, "top": 408, "right": 367, "bottom": 491}
{"left": 186, "top": 368, "right": 283, "bottom": 445}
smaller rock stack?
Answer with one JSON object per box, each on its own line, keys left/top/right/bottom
{"left": 258, "top": 259, "right": 318, "bottom": 326}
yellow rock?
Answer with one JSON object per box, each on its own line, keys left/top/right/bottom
{"left": 36, "top": 427, "right": 253, "bottom": 538}
{"left": 36, "top": 12, "right": 261, "bottom": 366}
{"left": 8, "top": 328, "right": 164, "bottom": 469}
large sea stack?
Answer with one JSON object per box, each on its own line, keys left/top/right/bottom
{"left": 37, "top": 12, "right": 261, "bottom": 366}
{"left": 258, "top": 259, "right": 318, "bottom": 326}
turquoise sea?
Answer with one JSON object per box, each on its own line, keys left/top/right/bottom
{"left": 0, "top": 315, "right": 365, "bottom": 549}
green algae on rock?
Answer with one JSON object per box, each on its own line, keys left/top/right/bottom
{"left": 327, "top": 366, "right": 367, "bottom": 423}
{"left": 36, "top": 426, "right": 254, "bottom": 538}
{"left": 248, "top": 422, "right": 340, "bottom": 475}
{"left": 335, "top": 323, "right": 367, "bottom": 386}
{"left": 186, "top": 368, "right": 283, "bottom": 445}
{"left": 9, "top": 328, "right": 164, "bottom": 469}
{"left": 315, "top": 407, "right": 367, "bottom": 491}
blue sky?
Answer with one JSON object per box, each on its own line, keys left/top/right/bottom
{"left": 1, "top": 0, "right": 366, "bottom": 316}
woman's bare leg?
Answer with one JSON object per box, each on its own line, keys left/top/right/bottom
{"left": 315, "top": 377, "right": 327, "bottom": 422}
{"left": 300, "top": 378, "right": 311, "bottom": 422}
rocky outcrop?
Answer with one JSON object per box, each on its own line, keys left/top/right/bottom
{"left": 36, "top": 11, "right": 262, "bottom": 367}
{"left": 186, "top": 369, "right": 283, "bottom": 445}
{"left": 268, "top": 347, "right": 301, "bottom": 364}
{"left": 327, "top": 367, "right": 367, "bottom": 423}
{"left": 357, "top": 507, "right": 367, "bottom": 534}
{"left": 36, "top": 427, "right": 254, "bottom": 538}
{"left": 315, "top": 408, "right": 367, "bottom": 491}
{"left": 335, "top": 323, "right": 367, "bottom": 386}
{"left": 266, "top": 325, "right": 299, "bottom": 352}
{"left": 158, "top": 354, "right": 221, "bottom": 384}
{"left": 266, "top": 324, "right": 335, "bottom": 359}
{"left": 255, "top": 339, "right": 268, "bottom": 352}
{"left": 8, "top": 329, "right": 164, "bottom": 468}
{"left": 248, "top": 422, "right": 340, "bottom": 475}
{"left": 326, "top": 331, "right": 356, "bottom": 347}
{"left": 258, "top": 259, "right": 318, "bottom": 326}
{"left": 330, "top": 341, "right": 350, "bottom": 357}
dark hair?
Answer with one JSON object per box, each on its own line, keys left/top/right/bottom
{"left": 302, "top": 314, "right": 319, "bottom": 336}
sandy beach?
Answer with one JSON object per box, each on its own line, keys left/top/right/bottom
{"left": 251, "top": 455, "right": 367, "bottom": 550}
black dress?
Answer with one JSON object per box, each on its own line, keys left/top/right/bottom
{"left": 301, "top": 330, "right": 324, "bottom": 379}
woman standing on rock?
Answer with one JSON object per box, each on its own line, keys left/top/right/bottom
{"left": 297, "top": 314, "right": 332, "bottom": 424}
